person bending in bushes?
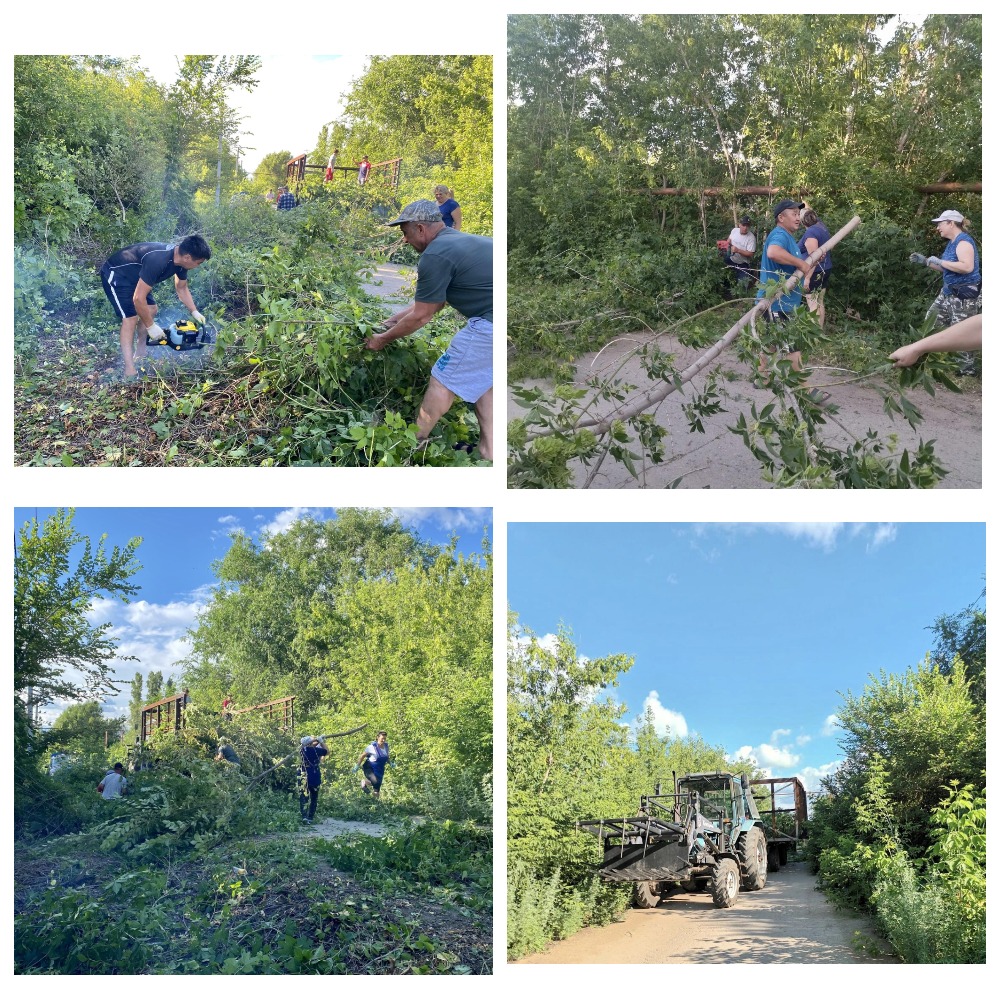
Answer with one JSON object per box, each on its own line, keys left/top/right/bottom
{"left": 97, "top": 762, "right": 128, "bottom": 799}
{"left": 297, "top": 735, "right": 328, "bottom": 824}
{"left": 99, "top": 235, "right": 211, "bottom": 378}
{"left": 365, "top": 200, "right": 493, "bottom": 461}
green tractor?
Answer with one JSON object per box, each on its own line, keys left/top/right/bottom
{"left": 578, "top": 771, "right": 769, "bottom": 909}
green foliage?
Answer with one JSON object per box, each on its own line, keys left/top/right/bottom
{"left": 871, "top": 784, "right": 985, "bottom": 963}
{"left": 506, "top": 612, "right": 749, "bottom": 958}
{"left": 14, "top": 508, "right": 142, "bottom": 705}
{"left": 50, "top": 702, "right": 125, "bottom": 757}
{"left": 805, "top": 598, "right": 986, "bottom": 962}
{"left": 928, "top": 588, "right": 985, "bottom": 705}
{"left": 15, "top": 873, "right": 163, "bottom": 973}
{"left": 507, "top": 14, "right": 980, "bottom": 487}
{"left": 183, "top": 510, "right": 491, "bottom": 815}
{"left": 332, "top": 55, "right": 493, "bottom": 234}
{"left": 309, "top": 820, "right": 491, "bottom": 900}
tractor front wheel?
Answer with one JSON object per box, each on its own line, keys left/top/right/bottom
{"left": 711, "top": 858, "right": 740, "bottom": 908}
{"left": 633, "top": 881, "right": 661, "bottom": 908}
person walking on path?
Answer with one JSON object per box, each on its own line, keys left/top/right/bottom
{"left": 358, "top": 156, "right": 371, "bottom": 185}
{"left": 97, "top": 762, "right": 128, "bottom": 800}
{"left": 297, "top": 735, "right": 328, "bottom": 823}
{"left": 365, "top": 200, "right": 493, "bottom": 460}
{"left": 354, "top": 731, "right": 392, "bottom": 799}
{"left": 99, "top": 235, "right": 211, "bottom": 378}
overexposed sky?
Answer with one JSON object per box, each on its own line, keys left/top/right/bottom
{"left": 138, "top": 54, "right": 373, "bottom": 174}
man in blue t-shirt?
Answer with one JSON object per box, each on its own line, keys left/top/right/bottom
{"left": 365, "top": 200, "right": 493, "bottom": 460}
{"left": 100, "top": 234, "right": 211, "bottom": 378}
{"left": 756, "top": 199, "right": 811, "bottom": 371}
{"left": 297, "top": 735, "right": 328, "bottom": 823}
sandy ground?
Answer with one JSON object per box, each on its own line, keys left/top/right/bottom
{"left": 508, "top": 331, "right": 982, "bottom": 488}
{"left": 359, "top": 262, "right": 415, "bottom": 304}
{"left": 514, "top": 861, "right": 898, "bottom": 964}
{"left": 298, "top": 816, "right": 388, "bottom": 840}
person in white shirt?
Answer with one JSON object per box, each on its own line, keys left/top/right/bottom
{"left": 726, "top": 215, "right": 756, "bottom": 287}
{"left": 98, "top": 763, "right": 128, "bottom": 800}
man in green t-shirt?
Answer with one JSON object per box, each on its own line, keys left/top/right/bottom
{"left": 365, "top": 200, "right": 493, "bottom": 461}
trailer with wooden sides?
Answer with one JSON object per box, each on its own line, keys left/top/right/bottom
{"left": 138, "top": 692, "right": 296, "bottom": 744}
{"left": 749, "top": 775, "right": 808, "bottom": 871}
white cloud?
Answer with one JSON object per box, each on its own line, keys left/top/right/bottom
{"left": 392, "top": 507, "right": 492, "bottom": 534}
{"left": 218, "top": 515, "right": 239, "bottom": 525}
{"left": 756, "top": 743, "right": 800, "bottom": 769}
{"left": 799, "top": 761, "right": 841, "bottom": 795}
{"left": 260, "top": 507, "right": 324, "bottom": 536}
{"left": 770, "top": 728, "right": 791, "bottom": 742}
{"left": 637, "top": 690, "right": 689, "bottom": 740}
{"left": 690, "top": 522, "right": 899, "bottom": 554}
{"left": 821, "top": 714, "right": 840, "bottom": 736}
{"left": 796, "top": 734, "right": 812, "bottom": 746}
{"left": 868, "top": 523, "right": 898, "bottom": 551}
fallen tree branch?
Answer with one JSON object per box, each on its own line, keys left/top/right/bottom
{"left": 525, "top": 215, "right": 862, "bottom": 440}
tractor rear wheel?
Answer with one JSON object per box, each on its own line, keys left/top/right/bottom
{"left": 767, "top": 845, "right": 781, "bottom": 873}
{"left": 711, "top": 858, "right": 740, "bottom": 908}
{"left": 632, "top": 881, "right": 661, "bottom": 908}
{"left": 739, "top": 827, "right": 768, "bottom": 890}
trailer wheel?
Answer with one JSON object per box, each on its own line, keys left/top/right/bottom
{"left": 778, "top": 845, "right": 788, "bottom": 866}
{"left": 767, "top": 845, "right": 781, "bottom": 873}
{"left": 632, "top": 881, "right": 661, "bottom": 908}
{"left": 739, "top": 827, "right": 768, "bottom": 890}
{"left": 711, "top": 858, "right": 740, "bottom": 908}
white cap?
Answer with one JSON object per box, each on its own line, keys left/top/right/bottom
{"left": 931, "top": 209, "right": 965, "bottom": 224}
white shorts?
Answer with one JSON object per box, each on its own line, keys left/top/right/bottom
{"left": 432, "top": 316, "right": 492, "bottom": 403}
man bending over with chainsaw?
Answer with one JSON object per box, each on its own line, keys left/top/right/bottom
{"left": 365, "top": 201, "right": 493, "bottom": 461}
{"left": 100, "top": 235, "right": 212, "bottom": 378}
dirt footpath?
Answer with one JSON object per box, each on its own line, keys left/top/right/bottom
{"left": 515, "top": 862, "right": 897, "bottom": 964}
{"left": 507, "top": 331, "right": 981, "bottom": 488}
{"left": 360, "top": 262, "right": 415, "bottom": 304}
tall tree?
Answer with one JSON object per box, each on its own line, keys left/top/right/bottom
{"left": 127, "top": 670, "right": 144, "bottom": 734}
{"left": 183, "top": 510, "right": 439, "bottom": 710}
{"left": 145, "top": 671, "right": 164, "bottom": 703}
{"left": 14, "top": 509, "right": 142, "bottom": 712}
{"left": 50, "top": 701, "right": 125, "bottom": 756}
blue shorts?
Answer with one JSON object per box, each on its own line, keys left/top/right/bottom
{"left": 431, "top": 316, "right": 492, "bottom": 403}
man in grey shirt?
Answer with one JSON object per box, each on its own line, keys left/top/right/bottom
{"left": 366, "top": 200, "right": 493, "bottom": 461}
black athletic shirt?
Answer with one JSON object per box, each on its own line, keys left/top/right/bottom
{"left": 101, "top": 243, "right": 188, "bottom": 288}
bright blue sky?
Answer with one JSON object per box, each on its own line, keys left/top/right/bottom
{"left": 508, "top": 522, "right": 985, "bottom": 794}
{"left": 16, "top": 507, "right": 491, "bottom": 724}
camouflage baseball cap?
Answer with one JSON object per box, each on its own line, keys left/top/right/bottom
{"left": 387, "top": 200, "right": 443, "bottom": 226}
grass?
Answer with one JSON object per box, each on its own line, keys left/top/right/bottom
{"left": 15, "top": 814, "right": 492, "bottom": 974}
